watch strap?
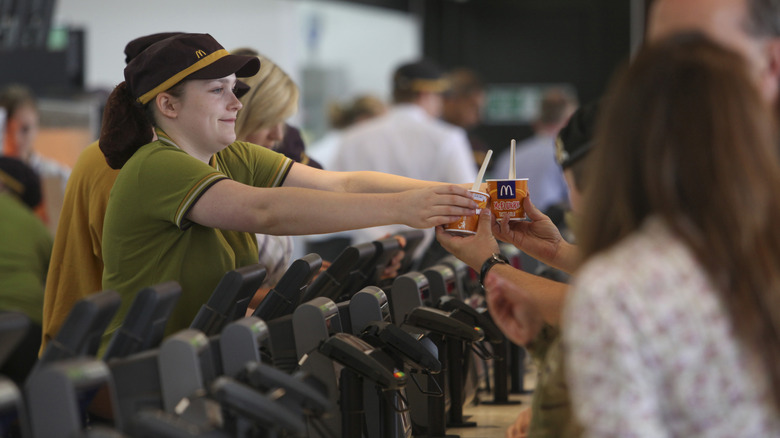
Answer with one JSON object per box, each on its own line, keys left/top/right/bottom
{"left": 479, "top": 253, "right": 509, "bottom": 286}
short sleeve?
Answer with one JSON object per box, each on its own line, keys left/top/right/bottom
{"left": 216, "top": 141, "right": 293, "bottom": 189}
{"left": 130, "top": 146, "right": 227, "bottom": 229}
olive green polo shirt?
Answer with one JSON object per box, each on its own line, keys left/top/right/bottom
{"left": 101, "top": 134, "right": 292, "bottom": 352}
{"left": 0, "top": 192, "right": 53, "bottom": 325}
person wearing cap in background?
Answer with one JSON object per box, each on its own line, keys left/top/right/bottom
{"left": 40, "top": 32, "right": 190, "bottom": 352}
{"left": 442, "top": 67, "right": 490, "bottom": 169}
{"left": 435, "top": 102, "right": 599, "bottom": 438}
{"left": 96, "top": 33, "right": 476, "bottom": 351}
{"left": 0, "top": 157, "right": 52, "bottom": 385}
{"left": 327, "top": 59, "right": 478, "bottom": 265}
{"left": 492, "top": 88, "right": 578, "bottom": 228}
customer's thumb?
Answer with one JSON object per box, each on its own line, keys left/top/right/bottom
{"left": 477, "top": 208, "right": 493, "bottom": 234}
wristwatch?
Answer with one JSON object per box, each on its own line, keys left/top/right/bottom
{"left": 479, "top": 253, "right": 509, "bottom": 286}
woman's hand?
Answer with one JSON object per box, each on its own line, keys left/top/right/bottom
{"left": 435, "top": 207, "right": 499, "bottom": 270}
{"left": 401, "top": 184, "right": 477, "bottom": 229}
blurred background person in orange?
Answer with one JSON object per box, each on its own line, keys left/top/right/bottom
{"left": 0, "top": 84, "right": 71, "bottom": 235}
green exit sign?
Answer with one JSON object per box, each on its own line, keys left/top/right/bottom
{"left": 484, "top": 84, "right": 576, "bottom": 125}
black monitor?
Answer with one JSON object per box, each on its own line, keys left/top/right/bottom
{"left": 252, "top": 254, "right": 321, "bottom": 321}
{"left": 0, "top": 312, "right": 30, "bottom": 367}
{"left": 103, "top": 281, "right": 182, "bottom": 361}
{"left": 394, "top": 229, "right": 426, "bottom": 274}
{"left": 301, "top": 242, "right": 376, "bottom": 303}
{"left": 33, "top": 289, "right": 121, "bottom": 376}
{"left": 190, "top": 264, "right": 267, "bottom": 336}
{"left": 364, "top": 237, "right": 403, "bottom": 289}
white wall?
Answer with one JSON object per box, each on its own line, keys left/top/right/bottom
{"left": 295, "top": 1, "right": 420, "bottom": 100}
{"left": 53, "top": 0, "right": 297, "bottom": 90}
{"left": 52, "top": 0, "right": 420, "bottom": 102}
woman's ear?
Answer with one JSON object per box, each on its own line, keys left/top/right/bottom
{"left": 155, "top": 92, "right": 179, "bottom": 120}
{"left": 760, "top": 38, "right": 780, "bottom": 103}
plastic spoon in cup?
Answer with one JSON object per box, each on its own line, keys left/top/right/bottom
{"left": 472, "top": 149, "right": 493, "bottom": 192}
{"left": 508, "top": 139, "right": 516, "bottom": 180}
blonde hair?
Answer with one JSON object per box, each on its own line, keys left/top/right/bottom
{"left": 233, "top": 52, "right": 299, "bottom": 141}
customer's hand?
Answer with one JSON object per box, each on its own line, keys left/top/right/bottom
{"left": 493, "top": 197, "right": 576, "bottom": 273}
{"left": 435, "top": 208, "right": 499, "bottom": 270}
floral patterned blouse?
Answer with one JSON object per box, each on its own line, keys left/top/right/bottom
{"left": 563, "top": 218, "right": 780, "bottom": 438}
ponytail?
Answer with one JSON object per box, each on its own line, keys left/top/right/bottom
{"left": 99, "top": 82, "right": 153, "bottom": 169}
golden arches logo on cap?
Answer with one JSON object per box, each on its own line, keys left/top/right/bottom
{"left": 136, "top": 49, "right": 229, "bottom": 104}
{"left": 195, "top": 50, "right": 207, "bottom": 59}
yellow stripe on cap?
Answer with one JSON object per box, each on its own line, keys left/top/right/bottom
{"left": 0, "top": 169, "right": 24, "bottom": 197}
{"left": 137, "top": 49, "right": 229, "bottom": 104}
{"left": 410, "top": 78, "right": 450, "bottom": 93}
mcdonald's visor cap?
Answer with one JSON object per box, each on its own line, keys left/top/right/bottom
{"left": 124, "top": 32, "right": 184, "bottom": 64}
{"left": 556, "top": 100, "right": 599, "bottom": 170}
{"left": 393, "top": 59, "right": 450, "bottom": 94}
{"left": 125, "top": 33, "right": 260, "bottom": 105}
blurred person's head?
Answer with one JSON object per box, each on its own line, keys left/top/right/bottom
{"left": 648, "top": 0, "right": 780, "bottom": 103}
{"left": 328, "top": 94, "right": 387, "bottom": 130}
{"left": 232, "top": 49, "right": 299, "bottom": 150}
{"left": 392, "top": 59, "right": 449, "bottom": 117}
{"left": 442, "top": 68, "right": 485, "bottom": 129}
{"left": 0, "top": 85, "right": 39, "bottom": 162}
{"left": 580, "top": 33, "right": 780, "bottom": 408}
{"left": 555, "top": 101, "right": 598, "bottom": 214}
{"left": 534, "top": 88, "right": 578, "bottom": 136}
{"left": 0, "top": 156, "right": 42, "bottom": 209}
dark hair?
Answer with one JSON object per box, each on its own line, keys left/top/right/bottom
{"left": 99, "top": 82, "right": 154, "bottom": 169}
{"left": 746, "top": 0, "right": 780, "bottom": 37}
{"left": 580, "top": 32, "right": 780, "bottom": 409}
{"left": 392, "top": 59, "right": 448, "bottom": 103}
{"left": 0, "top": 157, "right": 42, "bottom": 208}
{"left": 100, "top": 80, "right": 190, "bottom": 169}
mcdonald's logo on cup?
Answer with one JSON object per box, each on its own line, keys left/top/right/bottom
{"left": 487, "top": 178, "right": 528, "bottom": 221}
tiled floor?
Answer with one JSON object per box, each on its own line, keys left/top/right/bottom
{"left": 445, "top": 362, "right": 537, "bottom": 438}
{"left": 448, "top": 393, "right": 533, "bottom": 438}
